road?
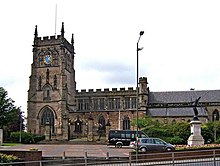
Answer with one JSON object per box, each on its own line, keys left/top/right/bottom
{"left": 1, "top": 144, "right": 132, "bottom": 158}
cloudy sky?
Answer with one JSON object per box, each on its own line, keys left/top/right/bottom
{"left": 1, "top": 0, "right": 220, "bottom": 115}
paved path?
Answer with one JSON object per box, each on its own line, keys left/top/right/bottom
{"left": 1, "top": 144, "right": 132, "bottom": 158}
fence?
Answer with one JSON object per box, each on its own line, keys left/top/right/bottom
{"left": 1, "top": 149, "right": 220, "bottom": 166}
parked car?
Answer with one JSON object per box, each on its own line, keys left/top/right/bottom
{"left": 108, "top": 130, "right": 148, "bottom": 148}
{"left": 130, "top": 137, "right": 175, "bottom": 152}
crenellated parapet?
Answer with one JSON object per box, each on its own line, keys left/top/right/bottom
{"left": 33, "top": 22, "right": 74, "bottom": 54}
{"left": 76, "top": 87, "right": 136, "bottom": 96}
{"left": 34, "top": 35, "right": 74, "bottom": 54}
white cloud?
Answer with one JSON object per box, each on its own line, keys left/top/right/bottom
{"left": 1, "top": 0, "right": 220, "bottom": 115}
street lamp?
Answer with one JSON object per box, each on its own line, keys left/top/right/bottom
{"left": 19, "top": 114, "right": 22, "bottom": 143}
{"left": 136, "top": 31, "right": 144, "bottom": 159}
{"left": 214, "top": 113, "right": 217, "bottom": 142}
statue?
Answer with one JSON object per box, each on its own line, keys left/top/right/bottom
{"left": 192, "top": 97, "right": 201, "bottom": 120}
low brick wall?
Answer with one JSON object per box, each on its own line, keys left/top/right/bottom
{"left": 0, "top": 149, "right": 42, "bottom": 166}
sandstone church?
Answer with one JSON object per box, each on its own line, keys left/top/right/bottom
{"left": 27, "top": 23, "right": 220, "bottom": 141}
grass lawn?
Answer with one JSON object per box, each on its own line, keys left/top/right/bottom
{"left": 2, "top": 143, "right": 22, "bottom": 146}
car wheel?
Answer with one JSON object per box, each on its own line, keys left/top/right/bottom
{"left": 166, "top": 147, "right": 172, "bottom": 151}
{"left": 140, "top": 147, "right": 147, "bottom": 152}
{"left": 116, "top": 143, "right": 122, "bottom": 148}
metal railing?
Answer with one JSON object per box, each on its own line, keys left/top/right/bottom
{"left": 1, "top": 149, "right": 220, "bottom": 166}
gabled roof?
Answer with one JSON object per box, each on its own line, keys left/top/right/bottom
{"left": 148, "top": 107, "right": 207, "bottom": 117}
{"left": 149, "top": 90, "right": 220, "bottom": 104}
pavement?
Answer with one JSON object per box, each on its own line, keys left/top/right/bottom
{"left": 0, "top": 144, "right": 132, "bottom": 158}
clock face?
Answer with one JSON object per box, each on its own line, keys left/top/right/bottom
{"left": 44, "top": 55, "right": 52, "bottom": 64}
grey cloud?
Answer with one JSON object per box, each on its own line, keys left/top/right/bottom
{"left": 80, "top": 60, "right": 135, "bottom": 87}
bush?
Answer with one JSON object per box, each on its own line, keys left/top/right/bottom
{"left": 33, "top": 134, "right": 45, "bottom": 143}
{"left": 201, "top": 124, "right": 214, "bottom": 143}
{"left": 10, "top": 132, "right": 45, "bottom": 144}
{"left": 167, "top": 136, "right": 185, "bottom": 145}
{"left": 216, "top": 137, "right": 220, "bottom": 144}
{"left": 0, "top": 153, "right": 18, "bottom": 163}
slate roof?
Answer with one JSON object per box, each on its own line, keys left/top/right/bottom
{"left": 147, "top": 90, "right": 220, "bottom": 117}
{"left": 148, "top": 107, "right": 207, "bottom": 117}
{"left": 149, "top": 90, "right": 220, "bottom": 103}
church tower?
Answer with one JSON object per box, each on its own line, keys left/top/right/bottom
{"left": 27, "top": 23, "right": 76, "bottom": 140}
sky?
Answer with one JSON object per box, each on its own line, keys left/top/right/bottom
{"left": 1, "top": 0, "right": 220, "bottom": 115}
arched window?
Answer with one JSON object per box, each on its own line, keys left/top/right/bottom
{"left": 54, "top": 75, "right": 57, "bottom": 89}
{"left": 38, "top": 76, "right": 42, "bottom": 90}
{"left": 75, "top": 116, "right": 82, "bottom": 133}
{"left": 40, "top": 108, "right": 54, "bottom": 133}
{"left": 212, "top": 110, "right": 219, "bottom": 121}
{"left": 98, "top": 116, "right": 106, "bottom": 132}
{"left": 43, "top": 84, "right": 51, "bottom": 100}
{"left": 46, "top": 69, "right": 49, "bottom": 83}
{"left": 123, "top": 116, "right": 130, "bottom": 130}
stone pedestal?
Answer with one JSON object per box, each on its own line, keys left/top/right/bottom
{"left": 45, "top": 122, "right": 51, "bottom": 141}
{"left": 87, "top": 116, "right": 94, "bottom": 142}
{"left": 62, "top": 116, "right": 69, "bottom": 140}
{"left": 0, "top": 129, "right": 3, "bottom": 145}
{"left": 105, "top": 119, "right": 111, "bottom": 141}
{"left": 187, "top": 120, "right": 204, "bottom": 146}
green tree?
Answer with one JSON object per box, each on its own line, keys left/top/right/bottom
{"left": 0, "top": 87, "right": 24, "bottom": 131}
{"left": 133, "top": 116, "right": 191, "bottom": 144}
{"left": 202, "top": 121, "right": 220, "bottom": 143}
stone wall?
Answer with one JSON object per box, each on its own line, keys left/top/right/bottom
{"left": 0, "top": 150, "right": 42, "bottom": 166}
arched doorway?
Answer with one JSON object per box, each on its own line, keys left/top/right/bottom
{"left": 40, "top": 107, "right": 55, "bottom": 136}
{"left": 98, "top": 116, "right": 106, "bottom": 140}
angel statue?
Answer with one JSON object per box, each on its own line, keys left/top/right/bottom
{"left": 192, "top": 97, "right": 201, "bottom": 120}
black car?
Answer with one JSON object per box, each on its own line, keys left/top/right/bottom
{"left": 108, "top": 130, "right": 148, "bottom": 148}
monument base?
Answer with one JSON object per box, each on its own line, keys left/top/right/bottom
{"left": 188, "top": 135, "right": 204, "bottom": 146}
{"left": 187, "top": 120, "right": 204, "bottom": 146}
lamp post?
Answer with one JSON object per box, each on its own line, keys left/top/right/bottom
{"left": 214, "top": 113, "right": 217, "bottom": 142}
{"left": 136, "top": 31, "right": 144, "bottom": 160}
{"left": 19, "top": 113, "right": 22, "bottom": 143}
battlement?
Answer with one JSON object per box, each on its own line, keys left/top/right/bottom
{"left": 34, "top": 35, "right": 74, "bottom": 53}
{"left": 139, "top": 77, "right": 148, "bottom": 83}
{"left": 37, "top": 35, "right": 62, "bottom": 41}
{"left": 76, "top": 87, "right": 136, "bottom": 94}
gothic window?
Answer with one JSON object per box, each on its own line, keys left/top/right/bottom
{"left": 38, "top": 52, "right": 44, "bottom": 66}
{"left": 125, "top": 97, "right": 130, "bottom": 109}
{"left": 100, "top": 98, "right": 105, "bottom": 110}
{"left": 131, "top": 97, "right": 136, "bottom": 109}
{"left": 115, "top": 98, "right": 120, "bottom": 110}
{"left": 54, "top": 75, "right": 57, "bottom": 89}
{"left": 108, "top": 98, "right": 114, "bottom": 110}
{"left": 98, "top": 116, "right": 106, "bottom": 132}
{"left": 74, "top": 116, "right": 82, "bottom": 133}
{"left": 84, "top": 99, "right": 90, "bottom": 110}
{"left": 40, "top": 108, "right": 54, "bottom": 133}
{"left": 212, "top": 110, "right": 219, "bottom": 121}
{"left": 123, "top": 116, "right": 130, "bottom": 130}
{"left": 46, "top": 69, "right": 49, "bottom": 83}
{"left": 38, "top": 76, "right": 42, "bottom": 90}
{"left": 78, "top": 99, "right": 83, "bottom": 110}
{"left": 93, "top": 98, "right": 98, "bottom": 110}
{"left": 43, "top": 85, "right": 51, "bottom": 100}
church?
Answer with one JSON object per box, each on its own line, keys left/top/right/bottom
{"left": 27, "top": 23, "right": 220, "bottom": 141}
